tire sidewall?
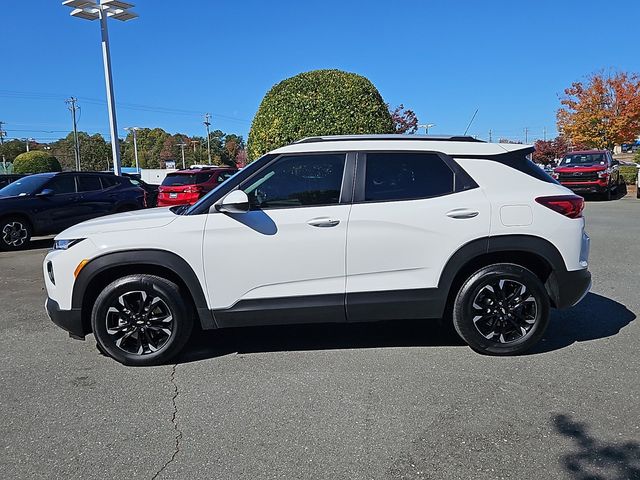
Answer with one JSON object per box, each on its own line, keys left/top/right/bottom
{"left": 453, "top": 264, "right": 550, "bottom": 355}
{"left": 91, "top": 275, "right": 193, "bottom": 366}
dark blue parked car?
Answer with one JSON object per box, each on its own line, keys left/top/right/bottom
{"left": 0, "top": 172, "right": 146, "bottom": 250}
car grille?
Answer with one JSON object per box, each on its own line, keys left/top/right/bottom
{"left": 559, "top": 172, "right": 598, "bottom": 182}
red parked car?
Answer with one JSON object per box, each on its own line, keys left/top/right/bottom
{"left": 157, "top": 167, "right": 237, "bottom": 207}
{"left": 553, "top": 150, "right": 620, "bottom": 200}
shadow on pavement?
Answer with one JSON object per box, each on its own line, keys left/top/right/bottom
{"left": 176, "top": 292, "right": 634, "bottom": 364}
{"left": 175, "top": 317, "right": 466, "bottom": 364}
{"left": 532, "top": 292, "right": 635, "bottom": 354}
{"left": 583, "top": 183, "right": 628, "bottom": 202}
{"left": 553, "top": 414, "right": 640, "bottom": 479}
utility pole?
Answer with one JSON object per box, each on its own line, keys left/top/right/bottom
{"left": 124, "top": 127, "right": 140, "bottom": 172}
{"left": 488, "top": 129, "right": 493, "bottom": 142}
{"left": 543, "top": 127, "right": 547, "bottom": 142}
{"left": 65, "top": 97, "right": 81, "bottom": 171}
{"left": 176, "top": 141, "right": 187, "bottom": 169}
{"left": 0, "top": 121, "right": 5, "bottom": 172}
{"left": 524, "top": 127, "right": 529, "bottom": 144}
{"left": 204, "top": 113, "right": 212, "bottom": 164}
{"left": 25, "top": 138, "right": 31, "bottom": 152}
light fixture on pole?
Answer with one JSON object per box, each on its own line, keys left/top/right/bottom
{"left": 418, "top": 123, "right": 436, "bottom": 134}
{"left": 124, "top": 126, "right": 140, "bottom": 172}
{"left": 62, "top": 0, "right": 138, "bottom": 176}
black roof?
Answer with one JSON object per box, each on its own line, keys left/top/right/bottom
{"left": 295, "top": 134, "right": 484, "bottom": 144}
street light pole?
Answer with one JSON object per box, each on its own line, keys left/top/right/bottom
{"left": 418, "top": 123, "right": 435, "bottom": 134}
{"left": 125, "top": 126, "right": 140, "bottom": 172}
{"left": 62, "top": 0, "right": 139, "bottom": 176}
{"left": 98, "top": 6, "right": 122, "bottom": 175}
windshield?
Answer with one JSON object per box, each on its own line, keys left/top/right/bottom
{"left": 561, "top": 153, "right": 607, "bottom": 167}
{"left": 0, "top": 176, "right": 50, "bottom": 197}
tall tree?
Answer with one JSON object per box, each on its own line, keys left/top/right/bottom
{"left": 532, "top": 136, "right": 571, "bottom": 165}
{"left": 557, "top": 71, "right": 640, "bottom": 150}
{"left": 389, "top": 104, "right": 419, "bottom": 134}
{"left": 0, "top": 139, "right": 27, "bottom": 163}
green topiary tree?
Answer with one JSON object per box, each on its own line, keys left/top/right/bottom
{"left": 13, "top": 151, "right": 62, "bottom": 174}
{"left": 247, "top": 69, "right": 394, "bottom": 160}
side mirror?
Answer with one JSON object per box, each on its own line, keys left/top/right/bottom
{"left": 215, "top": 190, "right": 250, "bottom": 214}
{"left": 37, "top": 189, "right": 54, "bottom": 197}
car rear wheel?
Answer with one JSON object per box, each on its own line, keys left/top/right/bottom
{"left": 91, "top": 274, "right": 194, "bottom": 366}
{"left": 452, "top": 264, "right": 550, "bottom": 356}
{"left": 0, "top": 217, "right": 32, "bottom": 251}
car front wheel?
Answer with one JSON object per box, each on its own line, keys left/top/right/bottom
{"left": 452, "top": 264, "right": 550, "bottom": 356}
{"left": 91, "top": 274, "right": 194, "bottom": 366}
{"left": 0, "top": 217, "right": 32, "bottom": 251}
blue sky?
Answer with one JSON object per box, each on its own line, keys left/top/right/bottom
{"left": 1, "top": 0, "right": 639, "bottom": 144}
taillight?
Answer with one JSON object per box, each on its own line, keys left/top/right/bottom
{"left": 535, "top": 195, "right": 584, "bottom": 219}
{"left": 183, "top": 186, "right": 203, "bottom": 194}
{"left": 551, "top": 172, "right": 559, "bottom": 180}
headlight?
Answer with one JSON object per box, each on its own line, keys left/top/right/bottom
{"left": 53, "top": 238, "right": 85, "bottom": 250}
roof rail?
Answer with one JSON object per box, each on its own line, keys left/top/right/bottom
{"left": 295, "top": 134, "right": 484, "bottom": 144}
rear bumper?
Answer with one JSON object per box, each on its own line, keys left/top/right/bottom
{"left": 546, "top": 268, "right": 591, "bottom": 309}
{"left": 45, "top": 297, "right": 85, "bottom": 339}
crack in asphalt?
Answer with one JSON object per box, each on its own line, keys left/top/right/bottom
{"left": 151, "top": 364, "right": 183, "bottom": 480}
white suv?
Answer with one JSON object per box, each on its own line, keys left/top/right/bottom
{"left": 44, "top": 135, "right": 591, "bottom": 365}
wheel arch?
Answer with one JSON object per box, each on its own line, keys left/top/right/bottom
{"left": 72, "top": 249, "right": 214, "bottom": 335}
{"left": 438, "top": 235, "right": 568, "bottom": 311}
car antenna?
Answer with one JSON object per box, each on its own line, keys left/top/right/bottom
{"left": 463, "top": 108, "right": 479, "bottom": 136}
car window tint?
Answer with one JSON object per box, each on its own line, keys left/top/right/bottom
{"left": 217, "top": 171, "right": 235, "bottom": 183}
{"left": 242, "top": 154, "right": 345, "bottom": 209}
{"left": 162, "top": 174, "right": 199, "bottom": 186}
{"left": 364, "top": 153, "right": 454, "bottom": 202}
{"left": 101, "top": 176, "right": 118, "bottom": 188}
{"left": 46, "top": 176, "right": 76, "bottom": 195}
{"left": 195, "top": 172, "right": 215, "bottom": 183}
{"left": 77, "top": 175, "right": 103, "bottom": 192}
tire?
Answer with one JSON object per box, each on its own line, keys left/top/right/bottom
{"left": 0, "top": 216, "right": 32, "bottom": 251}
{"left": 636, "top": 186, "right": 639, "bottom": 199}
{"left": 91, "top": 274, "right": 194, "bottom": 366}
{"left": 452, "top": 264, "right": 550, "bottom": 356}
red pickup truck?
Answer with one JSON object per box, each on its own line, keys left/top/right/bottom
{"left": 553, "top": 150, "right": 620, "bottom": 200}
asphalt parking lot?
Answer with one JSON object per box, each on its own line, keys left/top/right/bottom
{"left": 1, "top": 195, "right": 639, "bottom": 480}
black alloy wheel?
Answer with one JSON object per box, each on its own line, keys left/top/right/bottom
{"left": 0, "top": 217, "right": 31, "bottom": 251}
{"left": 92, "top": 274, "right": 194, "bottom": 366}
{"left": 452, "top": 264, "right": 550, "bottom": 355}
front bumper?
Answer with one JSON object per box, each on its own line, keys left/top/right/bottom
{"left": 547, "top": 268, "right": 591, "bottom": 309}
{"left": 560, "top": 181, "right": 608, "bottom": 194}
{"left": 45, "top": 297, "right": 85, "bottom": 339}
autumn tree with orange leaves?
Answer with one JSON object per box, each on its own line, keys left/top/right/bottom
{"left": 557, "top": 71, "right": 640, "bottom": 150}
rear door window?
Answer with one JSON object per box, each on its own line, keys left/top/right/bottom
{"left": 364, "top": 152, "right": 454, "bottom": 202}
{"left": 77, "top": 175, "right": 103, "bottom": 192}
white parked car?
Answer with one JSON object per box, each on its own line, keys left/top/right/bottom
{"left": 44, "top": 135, "right": 591, "bottom": 365}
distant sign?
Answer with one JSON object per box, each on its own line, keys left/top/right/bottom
{"left": 165, "top": 160, "right": 176, "bottom": 169}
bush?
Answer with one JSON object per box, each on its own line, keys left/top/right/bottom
{"left": 13, "top": 151, "right": 62, "bottom": 174}
{"left": 619, "top": 165, "right": 638, "bottom": 184}
{"left": 247, "top": 69, "right": 393, "bottom": 160}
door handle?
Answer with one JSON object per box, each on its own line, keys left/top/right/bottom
{"left": 446, "top": 209, "right": 479, "bottom": 219}
{"left": 307, "top": 217, "right": 340, "bottom": 228}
